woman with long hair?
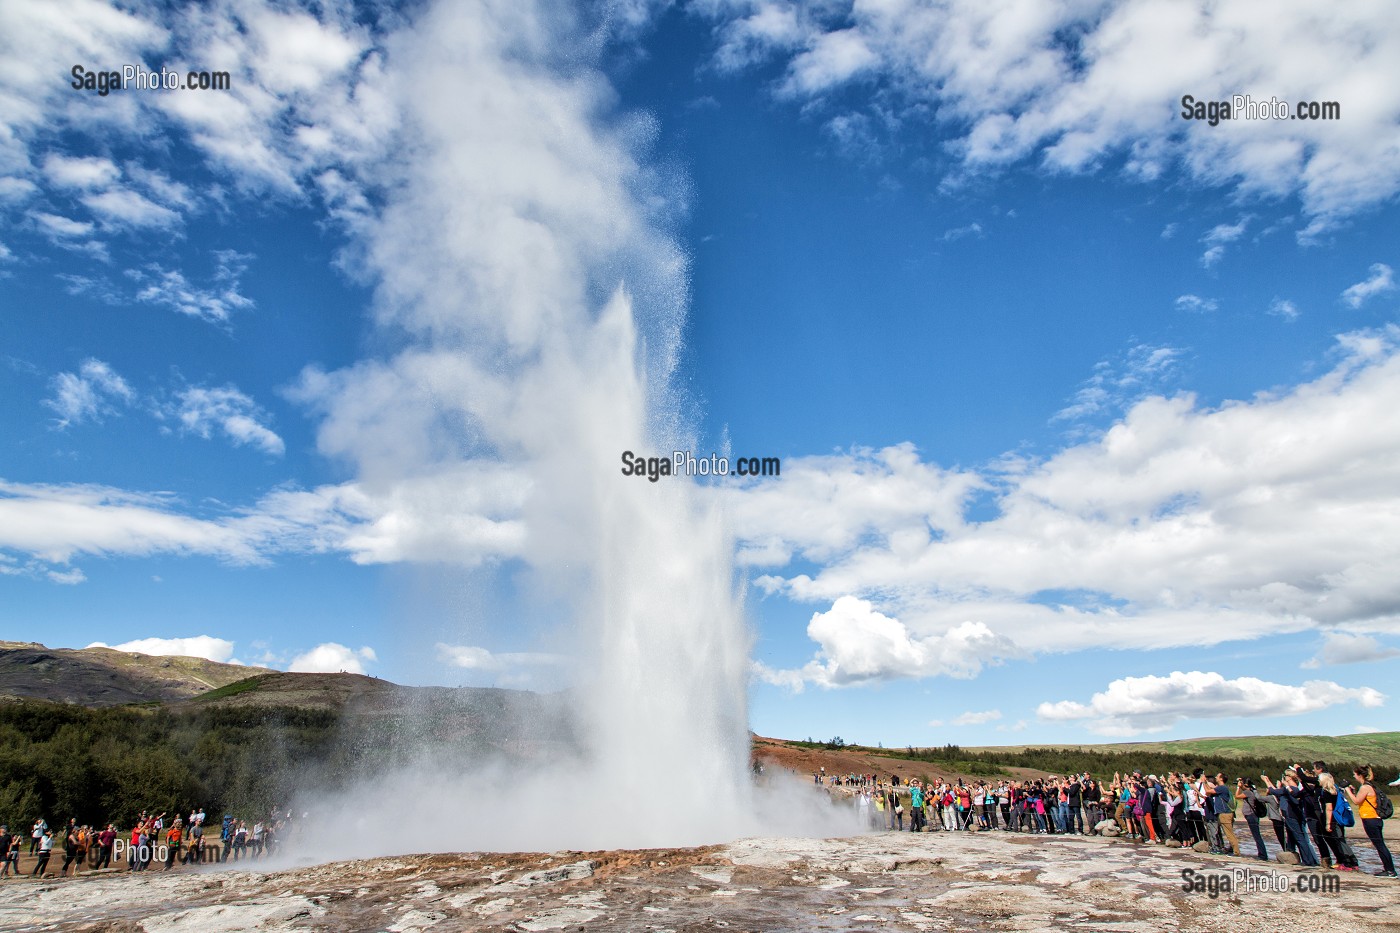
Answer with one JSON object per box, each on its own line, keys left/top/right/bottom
{"left": 1315, "top": 773, "right": 1359, "bottom": 871}
{"left": 1165, "top": 779, "right": 1190, "bottom": 845}
{"left": 1345, "top": 766, "right": 1397, "bottom": 877}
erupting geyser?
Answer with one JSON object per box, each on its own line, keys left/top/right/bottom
{"left": 292, "top": 0, "right": 833, "bottom": 854}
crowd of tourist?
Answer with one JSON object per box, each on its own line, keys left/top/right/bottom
{"left": 0, "top": 806, "right": 296, "bottom": 880}
{"left": 840, "top": 762, "right": 1396, "bottom": 877}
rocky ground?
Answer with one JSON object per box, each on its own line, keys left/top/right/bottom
{"left": 2, "top": 829, "right": 1396, "bottom": 933}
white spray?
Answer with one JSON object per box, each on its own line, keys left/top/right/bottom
{"left": 291, "top": 0, "right": 857, "bottom": 853}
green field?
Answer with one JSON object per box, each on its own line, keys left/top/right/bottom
{"left": 966, "top": 733, "right": 1400, "bottom": 771}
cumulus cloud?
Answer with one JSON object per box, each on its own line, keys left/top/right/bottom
{"left": 696, "top": 0, "right": 1400, "bottom": 236}
{"left": 170, "top": 385, "right": 284, "bottom": 456}
{"left": 43, "top": 358, "right": 134, "bottom": 427}
{"left": 1302, "top": 632, "right": 1400, "bottom": 669}
{"left": 87, "top": 635, "right": 239, "bottom": 664}
{"left": 1342, "top": 263, "right": 1396, "bottom": 309}
{"left": 289, "top": 642, "right": 376, "bottom": 674}
{"left": 724, "top": 443, "right": 983, "bottom": 570}
{"left": 754, "top": 595, "right": 1022, "bottom": 690}
{"left": 730, "top": 325, "right": 1400, "bottom": 669}
{"left": 1036, "top": 670, "right": 1385, "bottom": 736}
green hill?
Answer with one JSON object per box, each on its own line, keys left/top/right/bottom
{"left": 0, "top": 641, "right": 265, "bottom": 706}
{"left": 966, "top": 733, "right": 1400, "bottom": 770}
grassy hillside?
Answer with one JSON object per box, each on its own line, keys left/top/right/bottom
{"left": 772, "top": 733, "right": 1400, "bottom": 786}
{"left": 0, "top": 642, "right": 264, "bottom": 706}
{"left": 966, "top": 733, "right": 1400, "bottom": 770}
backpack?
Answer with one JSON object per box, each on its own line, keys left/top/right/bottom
{"left": 1372, "top": 785, "right": 1394, "bottom": 820}
{"left": 1334, "top": 791, "right": 1354, "bottom": 828}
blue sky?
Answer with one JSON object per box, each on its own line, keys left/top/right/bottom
{"left": 2, "top": 0, "right": 1399, "bottom": 746}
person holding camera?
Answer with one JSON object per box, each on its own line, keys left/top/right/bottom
{"left": 1263, "top": 770, "right": 1319, "bottom": 866}
{"left": 1235, "top": 778, "right": 1270, "bottom": 861}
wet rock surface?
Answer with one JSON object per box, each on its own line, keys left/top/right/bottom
{"left": 2, "top": 831, "right": 1395, "bottom": 932}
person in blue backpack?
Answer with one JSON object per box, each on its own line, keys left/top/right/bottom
{"left": 1317, "top": 771, "right": 1359, "bottom": 870}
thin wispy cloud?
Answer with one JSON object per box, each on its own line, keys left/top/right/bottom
{"left": 1175, "top": 294, "right": 1218, "bottom": 314}
{"left": 1268, "top": 297, "right": 1300, "bottom": 321}
{"left": 941, "top": 221, "right": 984, "bottom": 242}
{"left": 1342, "top": 263, "right": 1395, "bottom": 308}
{"left": 1053, "top": 342, "right": 1183, "bottom": 425}
{"left": 1199, "top": 217, "right": 1248, "bottom": 268}
{"left": 43, "top": 358, "right": 135, "bottom": 428}
{"left": 168, "top": 385, "right": 285, "bottom": 457}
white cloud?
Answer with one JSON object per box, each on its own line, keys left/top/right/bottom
{"left": 170, "top": 385, "right": 284, "bottom": 456}
{"left": 1175, "top": 294, "right": 1219, "bottom": 314}
{"left": 1354, "top": 725, "right": 1383, "bottom": 734}
{"left": 1037, "top": 670, "right": 1385, "bottom": 736}
{"left": 823, "top": 111, "right": 883, "bottom": 162}
{"left": 81, "top": 187, "right": 181, "bottom": 230}
{"left": 723, "top": 442, "right": 983, "bottom": 570}
{"left": 949, "top": 709, "right": 1002, "bottom": 726}
{"left": 697, "top": 0, "right": 1400, "bottom": 236}
{"left": 730, "top": 325, "right": 1400, "bottom": 668}
{"left": 1302, "top": 632, "right": 1400, "bottom": 669}
{"left": 941, "top": 221, "right": 983, "bottom": 242}
{"left": 0, "top": 177, "right": 38, "bottom": 202}
{"left": 1199, "top": 217, "right": 1248, "bottom": 268}
{"left": 1342, "top": 263, "right": 1396, "bottom": 309}
{"left": 289, "top": 642, "right": 376, "bottom": 674}
{"left": 129, "top": 251, "right": 254, "bottom": 323}
{"left": 1053, "top": 343, "right": 1182, "bottom": 424}
{"left": 755, "top": 595, "right": 1022, "bottom": 690}
{"left": 43, "top": 358, "right": 134, "bottom": 427}
{"left": 0, "top": 481, "right": 268, "bottom": 566}
{"left": 0, "top": 468, "right": 531, "bottom": 578}
{"left": 31, "top": 211, "right": 94, "bottom": 238}
{"left": 1268, "top": 297, "right": 1300, "bottom": 321}
{"left": 435, "top": 642, "right": 566, "bottom": 671}
{"left": 43, "top": 154, "right": 120, "bottom": 189}
{"left": 87, "top": 635, "right": 239, "bottom": 665}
